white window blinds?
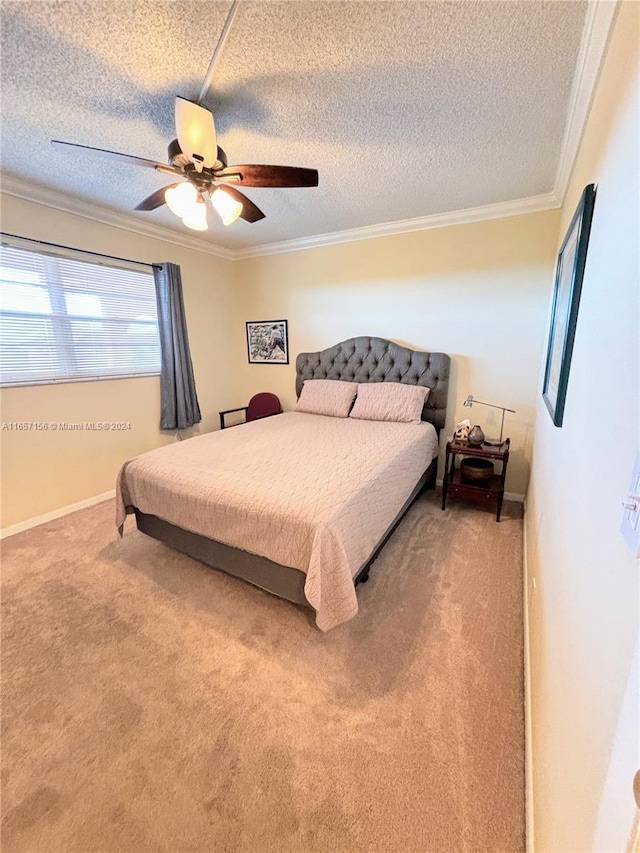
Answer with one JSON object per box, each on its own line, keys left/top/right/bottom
{"left": 0, "top": 243, "right": 161, "bottom": 387}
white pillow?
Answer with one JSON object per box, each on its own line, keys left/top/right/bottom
{"left": 295, "top": 379, "right": 358, "bottom": 418}
{"left": 349, "top": 382, "right": 429, "bottom": 424}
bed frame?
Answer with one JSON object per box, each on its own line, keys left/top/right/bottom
{"left": 135, "top": 337, "right": 450, "bottom": 606}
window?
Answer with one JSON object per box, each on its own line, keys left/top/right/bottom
{"left": 0, "top": 243, "right": 161, "bottom": 387}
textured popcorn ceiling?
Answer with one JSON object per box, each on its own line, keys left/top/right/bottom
{"left": 0, "top": 1, "right": 587, "bottom": 251}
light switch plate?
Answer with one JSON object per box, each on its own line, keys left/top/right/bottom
{"left": 621, "top": 452, "right": 640, "bottom": 557}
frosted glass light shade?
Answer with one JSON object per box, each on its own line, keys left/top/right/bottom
{"left": 181, "top": 200, "right": 208, "bottom": 231}
{"left": 175, "top": 97, "right": 217, "bottom": 169}
{"left": 165, "top": 182, "right": 198, "bottom": 218}
{"left": 211, "top": 188, "right": 243, "bottom": 226}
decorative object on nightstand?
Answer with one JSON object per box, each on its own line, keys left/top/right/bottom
{"left": 467, "top": 424, "right": 485, "bottom": 446}
{"left": 442, "top": 438, "right": 510, "bottom": 521}
{"left": 463, "top": 395, "right": 516, "bottom": 446}
{"left": 453, "top": 418, "right": 472, "bottom": 442}
{"left": 460, "top": 457, "right": 494, "bottom": 482}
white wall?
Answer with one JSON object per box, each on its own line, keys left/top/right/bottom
{"left": 0, "top": 194, "right": 234, "bottom": 529}
{"left": 232, "top": 210, "right": 560, "bottom": 496}
{"left": 525, "top": 3, "right": 640, "bottom": 850}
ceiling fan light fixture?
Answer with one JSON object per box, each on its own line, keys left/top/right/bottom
{"left": 181, "top": 199, "right": 208, "bottom": 231}
{"left": 212, "top": 187, "right": 243, "bottom": 226}
{"left": 165, "top": 182, "right": 199, "bottom": 218}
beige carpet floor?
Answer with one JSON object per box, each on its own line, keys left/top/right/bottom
{"left": 1, "top": 491, "right": 524, "bottom": 853}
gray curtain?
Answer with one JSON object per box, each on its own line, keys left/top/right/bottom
{"left": 153, "top": 263, "right": 201, "bottom": 430}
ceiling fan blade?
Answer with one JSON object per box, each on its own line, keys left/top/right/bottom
{"left": 217, "top": 185, "right": 266, "bottom": 223}
{"left": 175, "top": 97, "right": 217, "bottom": 169}
{"left": 213, "top": 164, "right": 319, "bottom": 188}
{"left": 51, "top": 140, "right": 169, "bottom": 170}
{"left": 135, "top": 184, "right": 180, "bottom": 211}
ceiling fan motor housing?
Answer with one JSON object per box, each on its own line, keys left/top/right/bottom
{"left": 167, "top": 138, "right": 190, "bottom": 168}
{"left": 167, "top": 139, "right": 227, "bottom": 171}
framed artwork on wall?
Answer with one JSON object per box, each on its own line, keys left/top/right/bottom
{"left": 542, "top": 183, "right": 596, "bottom": 427}
{"left": 246, "top": 320, "right": 289, "bottom": 364}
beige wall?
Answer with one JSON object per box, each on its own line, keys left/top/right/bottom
{"left": 232, "top": 210, "right": 560, "bottom": 495}
{"left": 0, "top": 194, "right": 235, "bottom": 529}
{"left": 1, "top": 198, "right": 559, "bottom": 524}
{"left": 526, "top": 3, "right": 639, "bottom": 851}
{"left": 3, "top": 16, "right": 637, "bottom": 844}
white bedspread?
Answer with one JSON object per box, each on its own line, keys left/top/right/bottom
{"left": 116, "top": 412, "right": 438, "bottom": 631}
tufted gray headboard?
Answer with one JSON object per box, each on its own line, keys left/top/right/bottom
{"left": 296, "top": 336, "right": 450, "bottom": 432}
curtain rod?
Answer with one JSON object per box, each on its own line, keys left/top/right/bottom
{"left": 0, "top": 232, "right": 163, "bottom": 271}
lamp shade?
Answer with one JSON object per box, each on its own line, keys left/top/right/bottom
{"left": 165, "top": 182, "right": 198, "bottom": 218}
{"left": 182, "top": 200, "right": 208, "bottom": 231}
{"left": 211, "top": 187, "right": 243, "bottom": 226}
{"left": 175, "top": 97, "right": 217, "bottom": 169}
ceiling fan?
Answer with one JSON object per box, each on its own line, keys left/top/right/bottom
{"left": 51, "top": 96, "right": 319, "bottom": 231}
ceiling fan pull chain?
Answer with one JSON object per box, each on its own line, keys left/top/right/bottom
{"left": 198, "top": 0, "right": 241, "bottom": 104}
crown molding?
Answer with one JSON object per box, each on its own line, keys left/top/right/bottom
{"left": 234, "top": 192, "right": 560, "bottom": 259}
{"left": 553, "top": 0, "right": 618, "bottom": 205}
{"left": 0, "top": 174, "right": 235, "bottom": 260}
{"left": 0, "top": 173, "right": 560, "bottom": 262}
{"left": 0, "top": 3, "right": 614, "bottom": 265}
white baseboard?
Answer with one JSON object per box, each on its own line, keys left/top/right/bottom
{"left": 627, "top": 809, "right": 640, "bottom": 853}
{"left": 1, "top": 490, "right": 116, "bottom": 539}
{"left": 2, "top": 482, "right": 525, "bottom": 537}
{"left": 435, "top": 478, "right": 525, "bottom": 503}
{"left": 523, "top": 509, "right": 535, "bottom": 852}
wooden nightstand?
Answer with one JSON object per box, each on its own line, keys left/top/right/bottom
{"left": 441, "top": 438, "right": 510, "bottom": 521}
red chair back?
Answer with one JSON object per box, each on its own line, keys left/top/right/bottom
{"left": 246, "top": 392, "right": 282, "bottom": 422}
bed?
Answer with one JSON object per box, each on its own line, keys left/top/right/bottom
{"left": 116, "top": 337, "right": 450, "bottom": 630}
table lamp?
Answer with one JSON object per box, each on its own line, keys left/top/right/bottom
{"left": 463, "top": 395, "right": 515, "bottom": 446}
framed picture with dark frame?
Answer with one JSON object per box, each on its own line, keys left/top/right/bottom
{"left": 246, "top": 320, "right": 289, "bottom": 364}
{"left": 542, "top": 183, "right": 596, "bottom": 427}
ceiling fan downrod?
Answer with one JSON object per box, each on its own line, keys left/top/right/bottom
{"left": 198, "top": 0, "right": 242, "bottom": 104}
